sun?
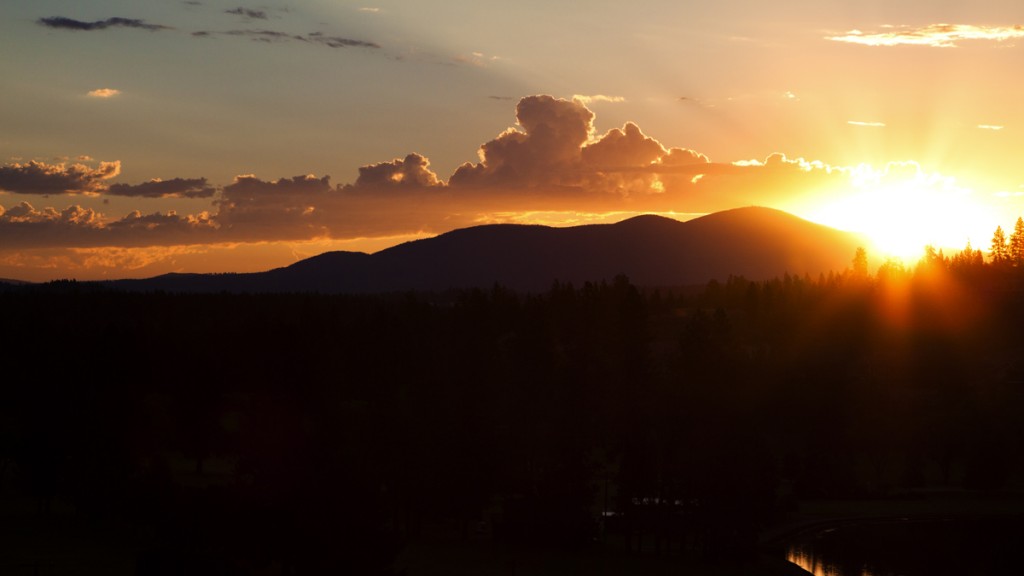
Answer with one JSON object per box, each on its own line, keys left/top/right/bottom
{"left": 801, "top": 163, "right": 996, "bottom": 262}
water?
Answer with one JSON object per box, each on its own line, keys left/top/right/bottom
{"left": 785, "top": 516, "right": 1023, "bottom": 576}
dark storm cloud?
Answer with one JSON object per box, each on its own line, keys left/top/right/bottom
{"left": 106, "top": 178, "right": 216, "bottom": 199}
{"left": 37, "top": 16, "right": 171, "bottom": 32}
{"left": 226, "top": 7, "right": 268, "bottom": 19}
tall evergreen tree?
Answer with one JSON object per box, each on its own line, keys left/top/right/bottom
{"left": 990, "top": 226, "right": 1009, "bottom": 264}
{"left": 1010, "top": 217, "right": 1024, "bottom": 266}
{"left": 851, "top": 247, "right": 869, "bottom": 279}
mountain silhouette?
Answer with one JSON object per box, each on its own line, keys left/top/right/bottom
{"left": 105, "top": 207, "right": 865, "bottom": 293}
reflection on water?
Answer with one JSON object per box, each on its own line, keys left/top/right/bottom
{"left": 784, "top": 516, "right": 1023, "bottom": 576}
{"left": 787, "top": 542, "right": 874, "bottom": 576}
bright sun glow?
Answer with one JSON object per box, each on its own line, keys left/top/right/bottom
{"left": 803, "top": 163, "right": 996, "bottom": 261}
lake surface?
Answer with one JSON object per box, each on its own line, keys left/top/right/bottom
{"left": 785, "top": 515, "right": 1024, "bottom": 576}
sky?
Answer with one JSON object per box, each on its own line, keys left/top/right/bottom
{"left": 4, "top": 0, "right": 1024, "bottom": 281}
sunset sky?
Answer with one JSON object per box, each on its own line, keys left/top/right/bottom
{"left": 4, "top": 0, "right": 1024, "bottom": 281}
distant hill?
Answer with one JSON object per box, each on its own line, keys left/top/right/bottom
{"left": 104, "top": 207, "right": 865, "bottom": 293}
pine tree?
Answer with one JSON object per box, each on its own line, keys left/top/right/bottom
{"left": 991, "top": 225, "right": 1009, "bottom": 264}
{"left": 851, "top": 247, "right": 868, "bottom": 279}
{"left": 1010, "top": 217, "right": 1024, "bottom": 266}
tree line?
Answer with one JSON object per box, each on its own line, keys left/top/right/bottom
{"left": 2, "top": 264, "right": 1024, "bottom": 573}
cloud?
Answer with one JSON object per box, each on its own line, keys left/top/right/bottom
{"left": 828, "top": 24, "right": 1024, "bottom": 48}
{"left": 214, "top": 174, "right": 335, "bottom": 240}
{"left": 226, "top": 7, "right": 267, "bottom": 19}
{"left": 978, "top": 124, "right": 1005, "bottom": 131}
{"left": 0, "top": 95, "right": 890, "bottom": 255}
{"left": 358, "top": 7, "right": 381, "bottom": 13}
{"left": 202, "top": 29, "right": 380, "bottom": 49}
{"left": 107, "top": 178, "right": 216, "bottom": 198}
{"left": 1, "top": 202, "right": 102, "bottom": 226}
{"left": 353, "top": 154, "right": 443, "bottom": 188}
{"left": 38, "top": 16, "right": 170, "bottom": 32}
{"left": 848, "top": 120, "right": 886, "bottom": 127}
{"left": 450, "top": 95, "right": 596, "bottom": 188}
{"left": 447, "top": 95, "right": 714, "bottom": 198}
{"left": 307, "top": 32, "right": 380, "bottom": 49}
{"left": 658, "top": 147, "right": 711, "bottom": 167}
{"left": 454, "top": 51, "right": 500, "bottom": 67}
{"left": 87, "top": 88, "right": 121, "bottom": 98}
{"left": 0, "top": 201, "right": 215, "bottom": 249}
{"left": 582, "top": 122, "right": 665, "bottom": 167}
{"left": 0, "top": 160, "right": 121, "bottom": 195}
{"left": 572, "top": 94, "right": 626, "bottom": 104}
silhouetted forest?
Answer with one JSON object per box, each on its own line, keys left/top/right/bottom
{"left": 3, "top": 252, "right": 1024, "bottom": 574}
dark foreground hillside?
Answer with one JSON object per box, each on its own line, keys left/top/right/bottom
{"left": 3, "top": 263, "right": 1024, "bottom": 574}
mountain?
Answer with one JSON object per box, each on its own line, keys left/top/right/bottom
{"left": 105, "top": 207, "right": 865, "bottom": 293}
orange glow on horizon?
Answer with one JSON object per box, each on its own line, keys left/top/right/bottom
{"left": 796, "top": 162, "right": 998, "bottom": 261}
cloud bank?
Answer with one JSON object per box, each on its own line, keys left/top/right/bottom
{"left": 1, "top": 95, "right": 863, "bottom": 253}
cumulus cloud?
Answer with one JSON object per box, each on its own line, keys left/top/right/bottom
{"left": 1, "top": 202, "right": 102, "bottom": 226}
{"left": 450, "top": 95, "right": 596, "bottom": 187}
{"left": 446, "top": 95, "right": 713, "bottom": 199}
{"left": 353, "top": 154, "right": 442, "bottom": 188}
{"left": 658, "top": 147, "right": 711, "bottom": 167}
{"left": 87, "top": 88, "right": 121, "bottom": 98}
{"left": 0, "top": 160, "right": 121, "bottom": 195}
{"left": 38, "top": 16, "right": 170, "bottom": 32}
{"left": 107, "top": 178, "right": 216, "bottom": 198}
{"left": 582, "top": 122, "right": 665, "bottom": 168}
{"left": 828, "top": 24, "right": 1024, "bottom": 48}
{"left": 226, "top": 7, "right": 267, "bottom": 19}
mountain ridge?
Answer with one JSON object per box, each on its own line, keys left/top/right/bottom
{"left": 98, "top": 206, "right": 864, "bottom": 293}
